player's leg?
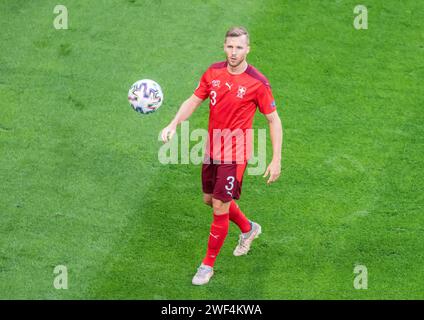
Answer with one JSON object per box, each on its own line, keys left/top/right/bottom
{"left": 229, "top": 201, "right": 251, "bottom": 233}
{"left": 193, "top": 198, "right": 230, "bottom": 286}
{"left": 212, "top": 197, "right": 231, "bottom": 214}
{"left": 230, "top": 162, "right": 262, "bottom": 256}
{"left": 201, "top": 198, "right": 230, "bottom": 266}
{"left": 228, "top": 162, "right": 251, "bottom": 232}
{"left": 203, "top": 198, "right": 230, "bottom": 267}
{"left": 193, "top": 164, "right": 218, "bottom": 285}
{"left": 193, "top": 164, "right": 233, "bottom": 285}
{"left": 201, "top": 163, "right": 237, "bottom": 267}
{"left": 203, "top": 193, "right": 213, "bottom": 207}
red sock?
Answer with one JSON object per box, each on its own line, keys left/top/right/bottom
{"left": 202, "top": 213, "right": 229, "bottom": 267}
{"left": 229, "top": 201, "right": 251, "bottom": 233}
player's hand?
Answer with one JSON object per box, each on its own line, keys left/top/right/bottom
{"left": 263, "top": 160, "right": 281, "bottom": 184}
{"left": 160, "top": 124, "right": 177, "bottom": 143}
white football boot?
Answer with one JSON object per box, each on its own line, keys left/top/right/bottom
{"left": 233, "top": 222, "right": 262, "bottom": 256}
{"left": 192, "top": 263, "right": 214, "bottom": 285}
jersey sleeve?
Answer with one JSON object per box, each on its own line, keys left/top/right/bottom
{"left": 193, "top": 69, "right": 210, "bottom": 100}
{"left": 256, "top": 83, "right": 276, "bottom": 114}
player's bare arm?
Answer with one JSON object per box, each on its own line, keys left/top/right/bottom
{"left": 263, "top": 110, "right": 283, "bottom": 184}
{"left": 161, "top": 94, "right": 204, "bottom": 143}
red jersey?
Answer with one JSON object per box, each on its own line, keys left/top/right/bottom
{"left": 194, "top": 61, "right": 276, "bottom": 163}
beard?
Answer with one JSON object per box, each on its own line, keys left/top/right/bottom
{"left": 227, "top": 57, "right": 244, "bottom": 68}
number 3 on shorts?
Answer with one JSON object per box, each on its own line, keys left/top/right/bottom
{"left": 225, "top": 176, "right": 235, "bottom": 196}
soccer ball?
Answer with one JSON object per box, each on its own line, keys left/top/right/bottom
{"left": 128, "top": 79, "right": 163, "bottom": 114}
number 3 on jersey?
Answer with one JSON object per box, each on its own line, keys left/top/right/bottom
{"left": 210, "top": 90, "right": 217, "bottom": 106}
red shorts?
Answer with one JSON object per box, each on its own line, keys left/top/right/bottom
{"left": 202, "top": 160, "right": 248, "bottom": 203}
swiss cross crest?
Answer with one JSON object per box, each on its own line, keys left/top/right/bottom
{"left": 212, "top": 80, "right": 220, "bottom": 87}
{"left": 237, "top": 86, "right": 247, "bottom": 98}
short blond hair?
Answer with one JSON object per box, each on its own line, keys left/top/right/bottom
{"left": 225, "top": 26, "right": 250, "bottom": 44}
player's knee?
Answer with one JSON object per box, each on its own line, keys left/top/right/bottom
{"left": 203, "top": 194, "right": 212, "bottom": 207}
{"left": 212, "top": 198, "right": 226, "bottom": 212}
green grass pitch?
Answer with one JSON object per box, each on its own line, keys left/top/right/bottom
{"left": 0, "top": 0, "right": 423, "bottom": 299}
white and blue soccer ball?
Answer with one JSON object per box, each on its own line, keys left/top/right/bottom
{"left": 128, "top": 79, "right": 163, "bottom": 114}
